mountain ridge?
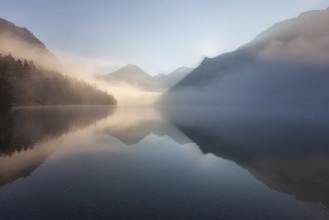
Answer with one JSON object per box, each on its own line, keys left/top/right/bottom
{"left": 155, "top": 66, "right": 193, "bottom": 88}
{"left": 102, "top": 64, "right": 164, "bottom": 92}
{"left": 0, "top": 18, "right": 117, "bottom": 111}
{"left": 0, "top": 17, "right": 60, "bottom": 70}
{"left": 101, "top": 64, "right": 193, "bottom": 91}
{"left": 166, "top": 7, "right": 329, "bottom": 108}
{"left": 0, "top": 17, "right": 46, "bottom": 48}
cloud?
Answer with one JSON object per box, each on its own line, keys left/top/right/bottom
{"left": 100, "top": 81, "right": 162, "bottom": 106}
{"left": 53, "top": 51, "right": 128, "bottom": 75}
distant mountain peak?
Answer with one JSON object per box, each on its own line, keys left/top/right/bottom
{"left": 155, "top": 66, "right": 193, "bottom": 88}
{"left": 101, "top": 64, "right": 193, "bottom": 91}
{"left": 173, "top": 66, "right": 193, "bottom": 72}
{"left": 114, "top": 64, "right": 150, "bottom": 77}
{"left": 124, "top": 63, "right": 137, "bottom": 68}
{"left": 102, "top": 64, "right": 163, "bottom": 92}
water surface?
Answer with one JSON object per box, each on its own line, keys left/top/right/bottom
{"left": 0, "top": 106, "right": 328, "bottom": 220}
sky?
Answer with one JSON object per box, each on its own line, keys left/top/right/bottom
{"left": 1, "top": 0, "right": 328, "bottom": 75}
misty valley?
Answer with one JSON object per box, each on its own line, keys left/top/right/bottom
{"left": 0, "top": 106, "right": 329, "bottom": 220}
{"left": 1, "top": 2, "right": 329, "bottom": 220}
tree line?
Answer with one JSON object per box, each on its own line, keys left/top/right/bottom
{"left": 0, "top": 54, "right": 116, "bottom": 111}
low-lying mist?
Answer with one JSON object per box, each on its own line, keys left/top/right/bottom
{"left": 162, "top": 8, "right": 329, "bottom": 110}
{"left": 56, "top": 53, "right": 162, "bottom": 106}
{"left": 0, "top": 33, "right": 162, "bottom": 106}
{"left": 161, "top": 61, "right": 329, "bottom": 111}
{"left": 0, "top": 32, "right": 61, "bottom": 71}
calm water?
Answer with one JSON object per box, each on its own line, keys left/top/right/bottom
{"left": 0, "top": 106, "right": 328, "bottom": 220}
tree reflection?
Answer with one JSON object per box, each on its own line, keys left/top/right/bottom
{"left": 0, "top": 106, "right": 114, "bottom": 186}
{"left": 0, "top": 106, "right": 115, "bottom": 156}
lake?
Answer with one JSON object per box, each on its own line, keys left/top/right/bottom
{"left": 0, "top": 106, "right": 328, "bottom": 220}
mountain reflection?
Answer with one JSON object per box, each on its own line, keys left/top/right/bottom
{"left": 98, "top": 107, "right": 190, "bottom": 145}
{"left": 163, "top": 107, "right": 329, "bottom": 209}
{"left": 0, "top": 107, "right": 328, "bottom": 220}
{"left": 0, "top": 106, "right": 114, "bottom": 186}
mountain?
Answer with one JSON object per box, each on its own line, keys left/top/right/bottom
{"left": 0, "top": 54, "right": 117, "bottom": 111}
{"left": 0, "top": 17, "right": 59, "bottom": 70}
{"left": 164, "top": 107, "right": 329, "bottom": 209}
{"left": 102, "top": 64, "right": 164, "bottom": 92}
{"left": 164, "top": 8, "right": 329, "bottom": 109}
{"left": 0, "top": 18, "right": 117, "bottom": 111}
{"left": 101, "top": 65, "right": 192, "bottom": 92}
{"left": 155, "top": 66, "right": 193, "bottom": 88}
{"left": 0, "top": 18, "right": 45, "bottom": 48}
{"left": 97, "top": 107, "right": 190, "bottom": 145}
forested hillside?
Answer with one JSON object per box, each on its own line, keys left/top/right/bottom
{"left": 0, "top": 54, "right": 116, "bottom": 111}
